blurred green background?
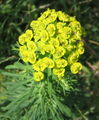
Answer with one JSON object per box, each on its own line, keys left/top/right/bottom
{"left": 0, "top": 0, "right": 99, "bottom": 119}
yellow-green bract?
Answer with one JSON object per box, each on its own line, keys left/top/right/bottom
{"left": 18, "top": 9, "right": 84, "bottom": 81}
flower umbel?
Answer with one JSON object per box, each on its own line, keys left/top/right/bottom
{"left": 18, "top": 9, "right": 84, "bottom": 81}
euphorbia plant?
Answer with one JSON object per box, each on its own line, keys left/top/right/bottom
{"left": 0, "top": 9, "right": 84, "bottom": 120}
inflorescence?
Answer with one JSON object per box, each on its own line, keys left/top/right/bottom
{"left": 18, "top": 9, "right": 84, "bottom": 81}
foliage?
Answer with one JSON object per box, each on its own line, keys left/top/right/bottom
{"left": 0, "top": 0, "right": 99, "bottom": 119}
{"left": 0, "top": 61, "right": 78, "bottom": 120}
{"left": 0, "top": 9, "right": 85, "bottom": 119}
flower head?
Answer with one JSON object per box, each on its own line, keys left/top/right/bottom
{"left": 18, "top": 9, "right": 84, "bottom": 81}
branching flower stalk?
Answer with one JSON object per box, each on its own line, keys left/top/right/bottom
{"left": 0, "top": 9, "right": 84, "bottom": 120}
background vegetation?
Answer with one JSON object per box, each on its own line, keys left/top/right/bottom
{"left": 0, "top": 0, "right": 99, "bottom": 119}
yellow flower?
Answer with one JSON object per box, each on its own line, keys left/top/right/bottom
{"left": 68, "top": 52, "right": 79, "bottom": 64}
{"left": 34, "top": 30, "right": 41, "bottom": 42}
{"left": 49, "top": 38, "right": 59, "bottom": 48}
{"left": 56, "top": 22, "right": 65, "bottom": 29}
{"left": 40, "top": 30, "right": 49, "bottom": 42}
{"left": 57, "top": 34, "right": 68, "bottom": 42}
{"left": 43, "top": 57, "right": 54, "bottom": 68}
{"left": 38, "top": 22, "right": 46, "bottom": 30}
{"left": 69, "top": 21, "right": 82, "bottom": 38}
{"left": 69, "top": 16, "right": 76, "bottom": 22}
{"left": 34, "top": 71, "right": 44, "bottom": 81}
{"left": 33, "top": 59, "right": 47, "bottom": 72}
{"left": 37, "top": 41, "right": 46, "bottom": 55}
{"left": 30, "top": 20, "right": 40, "bottom": 30}
{"left": 25, "top": 29, "right": 33, "bottom": 40}
{"left": 63, "top": 27, "right": 72, "bottom": 34}
{"left": 45, "top": 44, "right": 55, "bottom": 54}
{"left": 70, "top": 62, "right": 82, "bottom": 74}
{"left": 69, "top": 21, "right": 81, "bottom": 29}
{"left": 38, "top": 8, "right": 51, "bottom": 20}
{"left": 53, "top": 68, "right": 65, "bottom": 77}
{"left": 27, "top": 41, "right": 37, "bottom": 51}
{"left": 18, "top": 33, "right": 27, "bottom": 45}
{"left": 20, "top": 50, "right": 29, "bottom": 62}
{"left": 75, "top": 32, "right": 82, "bottom": 40}
{"left": 28, "top": 51, "right": 36, "bottom": 64}
{"left": 53, "top": 46, "right": 66, "bottom": 58}
{"left": 57, "top": 34, "right": 68, "bottom": 47}
{"left": 19, "top": 45, "right": 27, "bottom": 53}
{"left": 48, "top": 10, "right": 57, "bottom": 22}
{"left": 77, "top": 41, "right": 84, "bottom": 47}
{"left": 58, "top": 27, "right": 72, "bottom": 39}
{"left": 43, "top": 17, "right": 52, "bottom": 26}
{"left": 58, "top": 11, "right": 69, "bottom": 22}
{"left": 55, "top": 59, "right": 67, "bottom": 68}
{"left": 19, "top": 45, "right": 27, "bottom": 58}
{"left": 69, "top": 38, "right": 76, "bottom": 45}
{"left": 77, "top": 47, "right": 84, "bottom": 55}
{"left": 46, "top": 24, "right": 56, "bottom": 37}
{"left": 66, "top": 45, "right": 74, "bottom": 52}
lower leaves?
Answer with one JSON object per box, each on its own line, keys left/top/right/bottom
{"left": 0, "top": 62, "right": 77, "bottom": 120}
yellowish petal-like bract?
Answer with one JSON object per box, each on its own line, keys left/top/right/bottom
{"left": 34, "top": 71, "right": 44, "bottom": 81}
{"left": 70, "top": 62, "right": 82, "bottom": 74}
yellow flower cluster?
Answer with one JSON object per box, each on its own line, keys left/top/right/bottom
{"left": 18, "top": 9, "right": 84, "bottom": 81}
